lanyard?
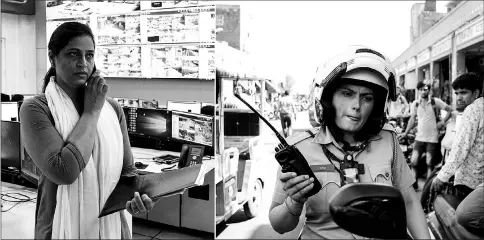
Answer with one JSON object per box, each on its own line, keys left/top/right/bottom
{"left": 320, "top": 145, "right": 346, "bottom": 186}
{"left": 320, "top": 144, "right": 366, "bottom": 186}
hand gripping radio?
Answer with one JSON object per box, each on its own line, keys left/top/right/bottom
{"left": 273, "top": 143, "right": 323, "bottom": 198}
{"left": 233, "top": 91, "right": 322, "bottom": 199}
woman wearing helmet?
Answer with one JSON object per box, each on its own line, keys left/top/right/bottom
{"left": 268, "top": 46, "right": 430, "bottom": 239}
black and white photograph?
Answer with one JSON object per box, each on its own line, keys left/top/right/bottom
{"left": 2, "top": 0, "right": 484, "bottom": 240}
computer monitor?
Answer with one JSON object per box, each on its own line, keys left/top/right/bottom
{"left": 135, "top": 108, "right": 172, "bottom": 138}
{"left": 1, "top": 93, "right": 10, "bottom": 102}
{"left": 1, "top": 102, "right": 20, "bottom": 121}
{"left": 171, "top": 111, "right": 213, "bottom": 147}
{"left": 1, "top": 121, "right": 21, "bottom": 171}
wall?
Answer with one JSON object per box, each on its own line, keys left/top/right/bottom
{"left": 2, "top": 12, "right": 37, "bottom": 94}
{"left": 394, "top": 1, "right": 484, "bottom": 67}
{"left": 33, "top": 2, "right": 214, "bottom": 104}
{"left": 410, "top": 3, "right": 424, "bottom": 42}
{"left": 216, "top": 5, "right": 241, "bottom": 50}
{"left": 417, "top": 12, "right": 445, "bottom": 40}
{"left": 404, "top": 70, "right": 417, "bottom": 90}
{"left": 35, "top": 0, "right": 47, "bottom": 93}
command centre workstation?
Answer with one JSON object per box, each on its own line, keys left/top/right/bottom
{"left": 1, "top": 97, "right": 216, "bottom": 233}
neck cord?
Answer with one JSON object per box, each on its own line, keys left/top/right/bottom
{"left": 320, "top": 141, "right": 369, "bottom": 186}
{"left": 340, "top": 139, "right": 370, "bottom": 152}
{"left": 320, "top": 144, "right": 347, "bottom": 186}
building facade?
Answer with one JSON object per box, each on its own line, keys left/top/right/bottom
{"left": 393, "top": 0, "right": 484, "bottom": 105}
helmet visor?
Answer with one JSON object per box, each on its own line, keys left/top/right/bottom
{"left": 340, "top": 68, "right": 389, "bottom": 93}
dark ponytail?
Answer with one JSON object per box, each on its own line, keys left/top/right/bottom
{"left": 41, "top": 22, "right": 95, "bottom": 93}
{"left": 42, "top": 67, "right": 57, "bottom": 93}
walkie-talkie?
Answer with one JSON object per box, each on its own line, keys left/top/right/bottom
{"left": 233, "top": 91, "right": 322, "bottom": 199}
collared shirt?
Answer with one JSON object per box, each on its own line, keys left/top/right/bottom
{"left": 410, "top": 97, "right": 448, "bottom": 143}
{"left": 271, "top": 126, "right": 415, "bottom": 239}
{"left": 437, "top": 97, "right": 484, "bottom": 189}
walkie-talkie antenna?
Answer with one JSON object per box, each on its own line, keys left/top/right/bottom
{"left": 234, "top": 93, "right": 289, "bottom": 147}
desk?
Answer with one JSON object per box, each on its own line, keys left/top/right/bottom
{"left": 131, "top": 147, "right": 215, "bottom": 233}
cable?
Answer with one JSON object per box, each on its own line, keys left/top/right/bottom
{"left": 1, "top": 192, "right": 36, "bottom": 212}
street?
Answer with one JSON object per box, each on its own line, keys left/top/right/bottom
{"left": 216, "top": 111, "right": 312, "bottom": 239}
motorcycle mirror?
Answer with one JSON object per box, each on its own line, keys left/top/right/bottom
{"left": 329, "top": 183, "right": 408, "bottom": 239}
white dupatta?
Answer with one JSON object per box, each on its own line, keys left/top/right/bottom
{"left": 45, "top": 77, "right": 130, "bottom": 239}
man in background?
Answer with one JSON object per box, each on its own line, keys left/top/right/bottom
{"left": 432, "top": 73, "right": 484, "bottom": 235}
{"left": 278, "top": 90, "right": 297, "bottom": 137}
{"left": 432, "top": 72, "right": 483, "bottom": 201}
{"left": 400, "top": 82, "right": 452, "bottom": 184}
{"left": 439, "top": 74, "right": 479, "bottom": 161}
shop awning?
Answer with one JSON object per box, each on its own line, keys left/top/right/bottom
{"left": 216, "top": 41, "right": 284, "bottom": 82}
{"left": 254, "top": 80, "right": 281, "bottom": 94}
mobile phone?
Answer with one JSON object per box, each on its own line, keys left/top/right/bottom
{"left": 85, "top": 65, "right": 97, "bottom": 86}
{"left": 89, "top": 65, "right": 97, "bottom": 79}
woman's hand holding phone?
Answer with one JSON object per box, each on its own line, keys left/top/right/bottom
{"left": 280, "top": 172, "right": 315, "bottom": 204}
{"left": 84, "top": 70, "right": 108, "bottom": 115}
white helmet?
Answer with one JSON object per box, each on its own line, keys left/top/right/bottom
{"left": 310, "top": 45, "right": 397, "bottom": 126}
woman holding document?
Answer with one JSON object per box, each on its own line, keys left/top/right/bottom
{"left": 20, "top": 22, "right": 155, "bottom": 239}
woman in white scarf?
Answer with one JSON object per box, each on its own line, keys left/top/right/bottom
{"left": 20, "top": 22, "right": 155, "bottom": 239}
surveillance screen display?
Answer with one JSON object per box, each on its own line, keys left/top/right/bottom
{"left": 135, "top": 108, "right": 171, "bottom": 138}
{"left": 171, "top": 111, "right": 213, "bottom": 146}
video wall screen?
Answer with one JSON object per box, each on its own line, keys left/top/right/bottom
{"left": 171, "top": 111, "right": 213, "bottom": 146}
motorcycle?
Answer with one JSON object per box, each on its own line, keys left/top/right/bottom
{"left": 329, "top": 183, "right": 410, "bottom": 239}
{"left": 420, "top": 168, "right": 483, "bottom": 239}
{"left": 329, "top": 182, "right": 484, "bottom": 239}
